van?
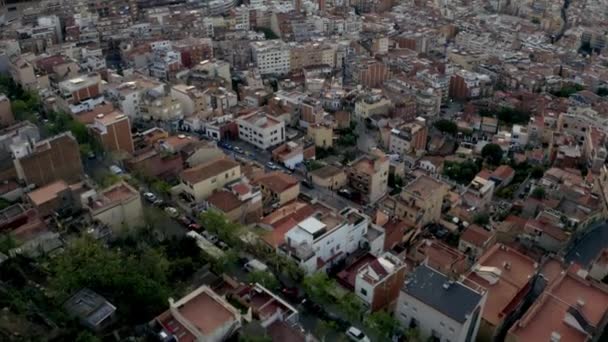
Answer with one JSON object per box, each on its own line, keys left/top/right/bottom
{"left": 244, "top": 259, "right": 269, "bottom": 273}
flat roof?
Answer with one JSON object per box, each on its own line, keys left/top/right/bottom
{"left": 27, "top": 180, "right": 69, "bottom": 206}
{"left": 298, "top": 216, "right": 326, "bottom": 235}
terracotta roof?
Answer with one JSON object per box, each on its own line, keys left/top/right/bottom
{"left": 207, "top": 191, "right": 242, "bottom": 212}
{"left": 181, "top": 158, "right": 239, "bottom": 184}
{"left": 461, "top": 224, "right": 493, "bottom": 248}
{"left": 311, "top": 165, "right": 344, "bottom": 179}
{"left": 491, "top": 165, "right": 514, "bottom": 180}
{"left": 255, "top": 171, "right": 299, "bottom": 193}
{"left": 27, "top": 180, "right": 69, "bottom": 206}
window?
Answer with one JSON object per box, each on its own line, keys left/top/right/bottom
{"left": 440, "top": 322, "right": 445, "bottom": 327}
{"left": 360, "top": 288, "right": 367, "bottom": 295}
{"left": 400, "top": 312, "right": 407, "bottom": 318}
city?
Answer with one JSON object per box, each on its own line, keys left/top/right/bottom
{"left": 0, "top": 0, "right": 608, "bottom": 341}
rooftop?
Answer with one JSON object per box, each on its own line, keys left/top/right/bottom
{"left": 403, "top": 175, "right": 445, "bottom": 198}
{"left": 255, "top": 171, "right": 299, "bottom": 193}
{"left": 27, "top": 180, "right": 69, "bottom": 206}
{"left": 63, "top": 288, "right": 116, "bottom": 328}
{"left": 88, "top": 182, "right": 139, "bottom": 211}
{"left": 207, "top": 191, "right": 243, "bottom": 213}
{"left": 239, "top": 111, "right": 282, "bottom": 129}
{"left": 460, "top": 224, "right": 493, "bottom": 248}
{"left": 403, "top": 264, "right": 484, "bottom": 323}
{"left": 310, "top": 165, "right": 344, "bottom": 179}
{"left": 181, "top": 158, "right": 239, "bottom": 185}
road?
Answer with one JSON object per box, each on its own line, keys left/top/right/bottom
{"left": 564, "top": 221, "right": 608, "bottom": 267}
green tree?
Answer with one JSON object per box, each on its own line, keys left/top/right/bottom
{"left": 443, "top": 160, "right": 481, "bottom": 184}
{"left": 0, "top": 233, "right": 19, "bottom": 254}
{"left": 481, "top": 143, "right": 504, "bottom": 165}
{"left": 247, "top": 271, "right": 280, "bottom": 291}
{"left": 199, "top": 210, "right": 242, "bottom": 246}
{"left": 473, "top": 213, "right": 490, "bottom": 225}
{"left": 338, "top": 292, "right": 364, "bottom": 321}
{"left": 531, "top": 166, "right": 545, "bottom": 179}
{"left": 531, "top": 186, "right": 546, "bottom": 199}
{"left": 598, "top": 87, "right": 608, "bottom": 97}
{"left": 303, "top": 272, "right": 335, "bottom": 303}
{"left": 434, "top": 119, "right": 458, "bottom": 135}
{"left": 316, "top": 320, "right": 339, "bottom": 342}
{"left": 365, "top": 310, "right": 401, "bottom": 340}
{"left": 152, "top": 179, "right": 172, "bottom": 196}
{"left": 405, "top": 328, "right": 423, "bottom": 342}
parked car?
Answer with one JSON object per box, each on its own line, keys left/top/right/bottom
{"left": 187, "top": 223, "right": 201, "bottom": 230}
{"left": 143, "top": 192, "right": 157, "bottom": 203}
{"left": 244, "top": 259, "right": 269, "bottom": 273}
{"left": 201, "top": 231, "right": 218, "bottom": 244}
{"left": 109, "top": 165, "right": 123, "bottom": 175}
{"left": 153, "top": 199, "right": 164, "bottom": 207}
{"left": 234, "top": 146, "right": 244, "bottom": 154}
{"left": 177, "top": 215, "right": 191, "bottom": 227}
{"left": 216, "top": 240, "right": 229, "bottom": 250}
{"left": 266, "top": 161, "right": 279, "bottom": 170}
{"left": 338, "top": 188, "right": 353, "bottom": 199}
{"left": 164, "top": 207, "right": 179, "bottom": 217}
{"left": 346, "top": 327, "right": 370, "bottom": 342}
{"left": 301, "top": 180, "right": 314, "bottom": 189}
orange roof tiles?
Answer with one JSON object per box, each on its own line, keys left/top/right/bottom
{"left": 255, "top": 171, "right": 299, "bottom": 193}
{"left": 181, "top": 158, "right": 239, "bottom": 184}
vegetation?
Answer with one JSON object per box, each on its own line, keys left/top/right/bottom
{"left": 597, "top": 87, "right": 608, "bottom": 97}
{"left": 443, "top": 159, "right": 481, "bottom": 184}
{"left": 473, "top": 213, "right": 490, "bottom": 225}
{"left": 552, "top": 84, "right": 585, "bottom": 98}
{"left": 255, "top": 27, "right": 279, "bottom": 40}
{"left": 0, "top": 75, "right": 41, "bottom": 123}
{"left": 365, "top": 310, "right": 403, "bottom": 340}
{"left": 434, "top": 119, "right": 458, "bottom": 135}
{"left": 531, "top": 165, "right": 545, "bottom": 179}
{"left": 388, "top": 173, "right": 404, "bottom": 193}
{"left": 337, "top": 122, "right": 359, "bottom": 147}
{"left": 0, "top": 233, "right": 19, "bottom": 254}
{"left": 315, "top": 146, "right": 337, "bottom": 160}
{"left": 479, "top": 106, "right": 530, "bottom": 125}
{"left": 481, "top": 143, "right": 504, "bottom": 165}
{"left": 247, "top": 270, "right": 280, "bottom": 291}
{"left": 306, "top": 159, "right": 326, "bottom": 171}
{"left": 531, "top": 186, "right": 546, "bottom": 199}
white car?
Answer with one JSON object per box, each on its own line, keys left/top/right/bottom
{"left": 346, "top": 327, "right": 370, "bottom": 342}
{"left": 109, "top": 165, "right": 123, "bottom": 175}
{"left": 164, "top": 206, "right": 179, "bottom": 217}
{"left": 143, "top": 192, "right": 157, "bottom": 203}
{"left": 266, "top": 161, "right": 279, "bottom": 170}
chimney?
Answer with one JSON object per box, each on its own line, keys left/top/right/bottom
{"left": 550, "top": 331, "right": 561, "bottom": 342}
{"left": 503, "top": 261, "right": 511, "bottom": 270}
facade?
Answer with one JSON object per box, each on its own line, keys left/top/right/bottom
{"left": 281, "top": 208, "right": 369, "bottom": 274}
{"left": 140, "top": 89, "right": 184, "bottom": 122}
{"left": 396, "top": 264, "right": 487, "bottom": 342}
{"left": 56, "top": 73, "right": 103, "bottom": 114}
{"left": 347, "top": 148, "right": 390, "bottom": 203}
{"left": 237, "top": 112, "right": 286, "bottom": 150}
{"left": 389, "top": 119, "right": 428, "bottom": 156}
{"left": 307, "top": 123, "right": 334, "bottom": 148}
{"left": 310, "top": 165, "right": 348, "bottom": 190}
{"left": 90, "top": 111, "right": 134, "bottom": 155}
{"left": 354, "top": 252, "right": 408, "bottom": 312}
{"left": 84, "top": 181, "right": 144, "bottom": 231}
{"left": 251, "top": 40, "right": 291, "bottom": 75}
{"left": 255, "top": 171, "right": 300, "bottom": 207}
{"left": 463, "top": 176, "right": 495, "bottom": 209}
{"left": 0, "top": 94, "right": 14, "bottom": 127}
{"left": 386, "top": 175, "right": 447, "bottom": 227}
{"left": 15, "top": 132, "right": 83, "bottom": 187}
{"left": 178, "top": 157, "right": 241, "bottom": 202}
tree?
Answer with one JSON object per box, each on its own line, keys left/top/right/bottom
{"left": 531, "top": 186, "right": 546, "bottom": 199}
{"left": 443, "top": 160, "right": 481, "bottom": 184}
{"left": 598, "top": 88, "right": 608, "bottom": 97}
{"left": 303, "top": 273, "right": 335, "bottom": 303}
{"left": 531, "top": 166, "right": 545, "bottom": 179}
{"left": 365, "top": 310, "right": 401, "bottom": 340}
{"left": 496, "top": 107, "right": 530, "bottom": 125}
{"left": 0, "top": 234, "right": 19, "bottom": 254}
{"left": 247, "top": 271, "right": 280, "bottom": 291}
{"left": 338, "top": 292, "right": 364, "bottom": 321}
{"left": 316, "top": 320, "right": 338, "bottom": 342}
{"left": 481, "top": 143, "right": 504, "bottom": 165}
{"left": 152, "top": 179, "right": 172, "bottom": 196}
{"left": 404, "top": 328, "right": 423, "bottom": 342}
{"left": 199, "top": 210, "right": 241, "bottom": 246}
{"left": 434, "top": 119, "right": 458, "bottom": 135}
{"left": 473, "top": 213, "right": 490, "bottom": 225}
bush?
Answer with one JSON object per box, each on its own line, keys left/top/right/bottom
{"left": 481, "top": 143, "right": 504, "bottom": 165}
{"left": 434, "top": 119, "right": 458, "bottom": 135}
{"left": 443, "top": 160, "right": 481, "bottom": 184}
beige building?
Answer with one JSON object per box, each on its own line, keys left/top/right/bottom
{"left": 171, "top": 84, "right": 207, "bottom": 115}
{"left": 310, "top": 165, "right": 347, "bottom": 190}
{"left": 381, "top": 175, "right": 447, "bottom": 227}
{"left": 0, "top": 94, "right": 14, "bottom": 127}
{"left": 354, "top": 96, "right": 392, "bottom": 119}
{"left": 85, "top": 181, "right": 143, "bottom": 231}
{"left": 254, "top": 171, "right": 300, "bottom": 207}
{"left": 9, "top": 56, "right": 49, "bottom": 91}
{"left": 307, "top": 123, "right": 334, "bottom": 148}
{"left": 290, "top": 42, "right": 336, "bottom": 71}
{"left": 347, "top": 148, "right": 390, "bottom": 203}
{"left": 178, "top": 157, "right": 241, "bottom": 202}
{"left": 141, "top": 90, "right": 184, "bottom": 121}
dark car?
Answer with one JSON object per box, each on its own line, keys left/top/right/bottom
{"left": 301, "top": 180, "right": 314, "bottom": 189}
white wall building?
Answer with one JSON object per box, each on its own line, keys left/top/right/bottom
{"left": 237, "top": 112, "right": 285, "bottom": 149}
{"left": 251, "top": 40, "right": 291, "bottom": 75}
{"left": 396, "top": 264, "right": 486, "bottom": 342}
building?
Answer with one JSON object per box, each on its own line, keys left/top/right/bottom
{"left": 64, "top": 288, "right": 116, "bottom": 332}
{"left": 458, "top": 225, "right": 496, "bottom": 260}
{"left": 271, "top": 141, "right": 305, "bottom": 170}
{"left": 395, "top": 264, "right": 487, "bottom": 342}
{"left": 153, "top": 285, "right": 242, "bottom": 342}
{"left": 26, "top": 180, "right": 73, "bottom": 217}
{"left": 463, "top": 176, "right": 495, "bottom": 209}
{"left": 307, "top": 123, "right": 334, "bottom": 148}
{"left": 232, "top": 283, "right": 299, "bottom": 326}
{"left": 105, "top": 77, "right": 165, "bottom": 118}
{"left": 0, "top": 94, "right": 14, "bottom": 127}
{"left": 489, "top": 165, "right": 515, "bottom": 188}
{"left": 251, "top": 40, "right": 291, "bottom": 75}
{"left": 237, "top": 112, "right": 285, "bottom": 150}
{"left": 89, "top": 111, "right": 134, "bottom": 155}
{"left": 411, "top": 239, "right": 469, "bottom": 276}
{"left": 280, "top": 207, "right": 369, "bottom": 274}
{"left": 389, "top": 119, "right": 428, "bottom": 156}
{"left": 382, "top": 175, "right": 447, "bottom": 227}
{"left": 140, "top": 89, "right": 184, "bottom": 122}
{"left": 507, "top": 267, "right": 608, "bottom": 342}
{"left": 171, "top": 84, "right": 207, "bottom": 116}
{"left": 177, "top": 157, "right": 241, "bottom": 202}
{"left": 352, "top": 252, "right": 408, "bottom": 312}
{"left": 347, "top": 148, "right": 390, "bottom": 203}
{"left": 310, "top": 165, "right": 348, "bottom": 190}
{"left": 254, "top": 171, "right": 300, "bottom": 207}
{"left": 15, "top": 132, "right": 83, "bottom": 187}
{"left": 464, "top": 244, "right": 538, "bottom": 341}
{"left": 84, "top": 181, "right": 143, "bottom": 231}
{"left": 56, "top": 73, "right": 103, "bottom": 114}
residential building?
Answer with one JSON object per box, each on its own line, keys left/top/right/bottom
{"left": 489, "top": 165, "right": 515, "bottom": 188}
{"left": 153, "top": 285, "right": 242, "bottom": 342}
{"left": 396, "top": 264, "right": 487, "bottom": 342}
{"left": 280, "top": 207, "right": 369, "bottom": 274}
{"left": 64, "top": 288, "right": 116, "bottom": 332}
{"left": 89, "top": 111, "right": 134, "bottom": 155}
{"left": 0, "top": 94, "right": 14, "bottom": 127}
{"left": 251, "top": 40, "right": 291, "bottom": 75}
{"left": 14, "top": 132, "right": 83, "bottom": 187}
{"left": 507, "top": 267, "right": 608, "bottom": 342}
{"left": 56, "top": 73, "right": 103, "bottom": 114}
{"left": 389, "top": 119, "right": 428, "bottom": 156}
{"left": 171, "top": 84, "right": 207, "bottom": 116}
{"left": 271, "top": 141, "right": 306, "bottom": 170}
{"left": 307, "top": 123, "right": 334, "bottom": 148}
{"left": 237, "top": 112, "right": 285, "bottom": 149}
{"left": 177, "top": 157, "right": 241, "bottom": 202}
{"left": 462, "top": 176, "right": 494, "bottom": 209}
{"left": 26, "top": 180, "right": 73, "bottom": 217}
{"left": 411, "top": 239, "right": 469, "bottom": 276}
{"left": 382, "top": 175, "right": 447, "bottom": 227}
{"left": 104, "top": 77, "right": 165, "bottom": 118}
{"left": 206, "top": 183, "right": 262, "bottom": 223}
{"left": 353, "top": 252, "right": 408, "bottom": 312}
{"left": 254, "top": 171, "right": 300, "bottom": 207}
{"left": 9, "top": 56, "right": 49, "bottom": 91}
{"left": 458, "top": 225, "right": 496, "bottom": 260}
{"left": 464, "top": 244, "right": 538, "bottom": 341}
{"left": 140, "top": 89, "right": 184, "bottom": 122}
{"left": 347, "top": 148, "right": 390, "bottom": 203}
{"left": 232, "top": 283, "right": 299, "bottom": 326}
{"left": 354, "top": 95, "right": 393, "bottom": 119}
{"left": 589, "top": 249, "right": 608, "bottom": 282}
{"left": 84, "top": 181, "right": 144, "bottom": 231}
{"left": 310, "top": 165, "right": 348, "bottom": 190}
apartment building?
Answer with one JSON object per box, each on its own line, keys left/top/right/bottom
{"left": 237, "top": 112, "right": 285, "bottom": 149}
{"left": 140, "top": 89, "right": 184, "bottom": 122}
{"left": 310, "top": 165, "right": 348, "bottom": 190}
{"left": 462, "top": 176, "right": 495, "bottom": 209}
{"left": 56, "top": 73, "right": 104, "bottom": 115}
{"left": 89, "top": 111, "right": 134, "bottom": 155}
{"left": 389, "top": 119, "right": 428, "bottom": 156}
{"left": 171, "top": 84, "right": 207, "bottom": 116}
{"left": 9, "top": 56, "right": 49, "bottom": 91}
{"left": 177, "top": 157, "right": 241, "bottom": 202}
{"left": 105, "top": 77, "right": 165, "bottom": 118}
{"left": 14, "top": 132, "right": 83, "bottom": 187}
{"left": 0, "top": 94, "right": 14, "bottom": 127}
{"left": 353, "top": 252, "right": 408, "bottom": 312}
{"left": 347, "top": 148, "right": 390, "bottom": 203}
{"left": 254, "top": 171, "right": 300, "bottom": 207}
{"left": 251, "top": 40, "right": 291, "bottom": 75}
{"left": 307, "top": 123, "right": 334, "bottom": 148}
{"left": 84, "top": 181, "right": 143, "bottom": 231}
{"left": 280, "top": 207, "right": 369, "bottom": 274}
{"left": 289, "top": 42, "right": 336, "bottom": 71}
{"left": 396, "top": 264, "right": 487, "bottom": 342}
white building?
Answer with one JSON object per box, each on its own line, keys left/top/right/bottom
{"left": 396, "top": 264, "right": 486, "bottom": 342}
{"left": 251, "top": 40, "right": 291, "bottom": 75}
{"left": 281, "top": 208, "right": 369, "bottom": 274}
{"left": 237, "top": 112, "right": 285, "bottom": 149}
{"left": 105, "top": 77, "right": 165, "bottom": 118}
